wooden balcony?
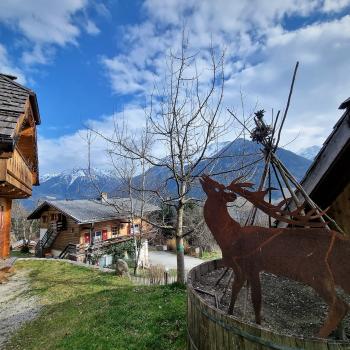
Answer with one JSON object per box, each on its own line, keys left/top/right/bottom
{"left": 0, "top": 149, "right": 33, "bottom": 198}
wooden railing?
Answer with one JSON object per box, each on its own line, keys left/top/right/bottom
{"left": 59, "top": 244, "right": 78, "bottom": 259}
{"left": 3, "top": 149, "right": 33, "bottom": 195}
{"left": 91, "top": 236, "right": 133, "bottom": 251}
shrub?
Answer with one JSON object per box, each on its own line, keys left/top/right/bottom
{"left": 20, "top": 243, "right": 30, "bottom": 254}
{"left": 105, "top": 240, "right": 136, "bottom": 263}
{"left": 148, "top": 264, "right": 166, "bottom": 284}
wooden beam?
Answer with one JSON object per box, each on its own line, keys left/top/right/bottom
{"left": 0, "top": 159, "right": 7, "bottom": 181}
{"left": 0, "top": 198, "right": 12, "bottom": 259}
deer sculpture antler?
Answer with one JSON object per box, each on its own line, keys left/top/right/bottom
{"left": 227, "top": 176, "right": 328, "bottom": 228}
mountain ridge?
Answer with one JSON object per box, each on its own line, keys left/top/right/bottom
{"left": 22, "top": 139, "right": 312, "bottom": 210}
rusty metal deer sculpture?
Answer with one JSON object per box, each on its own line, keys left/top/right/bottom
{"left": 200, "top": 174, "right": 350, "bottom": 338}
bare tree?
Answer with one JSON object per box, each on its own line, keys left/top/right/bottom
{"left": 84, "top": 120, "right": 158, "bottom": 274}
{"left": 11, "top": 201, "right": 39, "bottom": 242}
{"left": 107, "top": 120, "right": 156, "bottom": 274}
{"left": 92, "top": 35, "right": 239, "bottom": 283}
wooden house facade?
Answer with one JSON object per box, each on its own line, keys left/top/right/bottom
{"left": 0, "top": 74, "right": 40, "bottom": 259}
{"left": 28, "top": 195, "right": 158, "bottom": 261}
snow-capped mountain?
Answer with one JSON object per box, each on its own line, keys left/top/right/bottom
{"left": 297, "top": 145, "right": 321, "bottom": 160}
{"left": 22, "top": 168, "right": 121, "bottom": 209}
{"left": 22, "top": 139, "right": 313, "bottom": 210}
{"left": 205, "top": 141, "right": 232, "bottom": 157}
{"left": 133, "top": 138, "right": 312, "bottom": 200}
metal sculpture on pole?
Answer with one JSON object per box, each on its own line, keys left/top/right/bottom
{"left": 199, "top": 62, "right": 350, "bottom": 338}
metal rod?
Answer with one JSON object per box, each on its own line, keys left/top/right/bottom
{"left": 268, "top": 166, "right": 272, "bottom": 228}
{"left": 274, "top": 62, "right": 299, "bottom": 152}
{"left": 276, "top": 154, "right": 345, "bottom": 233}
{"left": 271, "top": 162, "right": 290, "bottom": 213}
{"left": 194, "top": 288, "right": 219, "bottom": 308}
{"left": 271, "top": 157, "right": 300, "bottom": 208}
{"left": 215, "top": 267, "right": 229, "bottom": 286}
{"left": 245, "top": 153, "right": 271, "bottom": 225}
{"left": 271, "top": 154, "right": 342, "bottom": 232}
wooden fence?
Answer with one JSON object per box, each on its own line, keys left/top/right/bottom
{"left": 131, "top": 273, "right": 177, "bottom": 286}
{"left": 187, "top": 260, "right": 350, "bottom": 350}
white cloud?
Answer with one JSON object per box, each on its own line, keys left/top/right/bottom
{"left": 0, "top": 0, "right": 100, "bottom": 66}
{"left": 0, "top": 0, "right": 85, "bottom": 46}
{"left": 0, "top": 43, "right": 26, "bottom": 83}
{"left": 85, "top": 20, "right": 100, "bottom": 35}
{"left": 101, "top": 0, "right": 350, "bottom": 153}
{"left": 225, "top": 15, "right": 350, "bottom": 151}
{"left": 38, "top": 107, "right": 147, "bottom": 174}
{"left": 322, "top": 0, "right": 350, "bottom": 11}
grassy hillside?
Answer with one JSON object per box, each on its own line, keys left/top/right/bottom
{"left": 6, "top": 260, "right": 186, "bottom": 350}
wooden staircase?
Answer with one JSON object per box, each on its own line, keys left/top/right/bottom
{"left": 35, "top": 224, "right": 60, "bottom": 257}
{"left": 58, "top": 243, "right": 78, "bottom": 259}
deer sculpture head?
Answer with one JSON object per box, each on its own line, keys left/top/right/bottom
{"left": 200, "top": 174, "right": 241, "bottom": 254}
{"left": 200, "top": 175, "right": 237, "bottom": 204}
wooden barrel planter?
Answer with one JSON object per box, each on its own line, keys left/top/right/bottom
{"left": 187, "top": 260, "right": 350, "bottom": 350}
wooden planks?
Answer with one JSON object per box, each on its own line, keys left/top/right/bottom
{"left": 187, "top": 260, "right": 350, "bottom": 350}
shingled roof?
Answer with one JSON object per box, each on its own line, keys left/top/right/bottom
{"left": 28, "top": 198, "right": 160, "bottom": 224}
{"left": 0, "top": 73, "right": 40, "bottom": 149}
{"left": 297, "top": 96, "right": 350, "bottom": 202}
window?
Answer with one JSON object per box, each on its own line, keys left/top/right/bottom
{"left": 42, "top": 215, "right": 48, "bottom": 223}
{"left": 94, "top": 231, "right": 102, "bottom": 242}
{"left": 71, "top": 227, "right": 74, "bottom": 233}
{"left": 50, "top": 213, "right": 58, "bottom": 221}
{"left": 111, "top": 226, "right": 119, "bottom": 237}
{"left": 131, "top": 224, "right": 140, "bottom": 234}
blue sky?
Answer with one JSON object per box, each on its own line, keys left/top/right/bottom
{"left": 0, "top": 0, "right": 350, "bottom": 174}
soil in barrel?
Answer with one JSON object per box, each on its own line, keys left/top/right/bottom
{"left": 193, "top": 268, "right": 350, "bottom": 339}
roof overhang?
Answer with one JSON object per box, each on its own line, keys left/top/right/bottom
{"left": 27, "top": 201, "right": 79, "bottom": 222}
{"left": 298, "top": 105, "right": 350, "bottom": 199}
{"left": 29, "top": 92, "right": 41, "bottom": 125}
{"left": 27, "top": 200, "right": 131, "bottom": 224}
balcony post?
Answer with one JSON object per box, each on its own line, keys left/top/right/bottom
{"left": 0, "top": 198, "right": 12, "bottom": 259}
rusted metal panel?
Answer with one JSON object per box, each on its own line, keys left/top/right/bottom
{"left": 200, "top": 175, "right": 350, "bottom": 338}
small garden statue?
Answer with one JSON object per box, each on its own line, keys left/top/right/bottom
{"left": 116, "top": 259, "right": 130, "bottom": 278}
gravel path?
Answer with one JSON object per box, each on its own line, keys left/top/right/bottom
{"left": 0, "top": 269, "right": 41, "bottom": 348}
{"left": 148, "top": 250, "right": 204, "bottom": 271}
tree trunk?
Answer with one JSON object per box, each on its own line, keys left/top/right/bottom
{"left": 176, "top": 204, "right": 185, "bottom": 284}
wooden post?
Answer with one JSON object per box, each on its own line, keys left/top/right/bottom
{"left": 0, "top": 198, "right": 12, "bottom": 259}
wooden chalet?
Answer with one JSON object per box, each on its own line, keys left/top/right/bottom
{"left": 0, "top": 74, "right": 40, "bottom": 259}
{"left": 279, "top": 97, "right": 350, "bottom": 234}
{"left": 28, "top": 194, "right": 159, "bottom": 261}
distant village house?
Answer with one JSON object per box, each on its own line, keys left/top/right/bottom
{"left": 28, "top": 194, "right": 159, "bottom": 266}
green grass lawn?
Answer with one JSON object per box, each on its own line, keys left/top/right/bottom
{"left": 200, "top": 250, "right": 222, "bottom": 261}
{"left": 6, "top": 260, "right": 186, "bottom": 350}
{"left": 10, "top": 250, "right": 34, "bottom": 258}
